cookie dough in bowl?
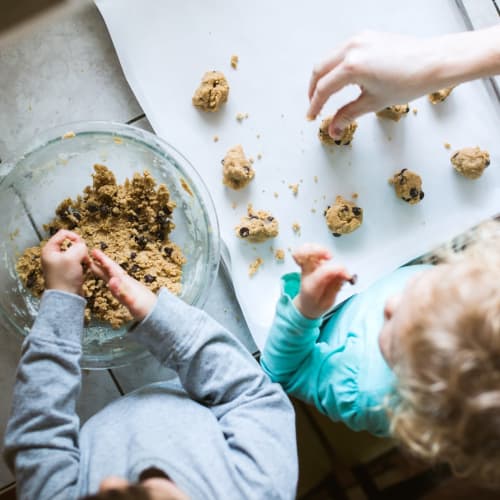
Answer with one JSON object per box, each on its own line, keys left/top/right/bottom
{"left": 0, "top": 122, "right": 220, "bottom": 369}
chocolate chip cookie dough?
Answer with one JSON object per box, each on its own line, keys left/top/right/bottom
{"left": 318, "top": 116, "right": 357, "bottom": 146}
{"left": 428, "top": 87, "right": 454, "bottom": 104}
{"left": 389, "top": 168, "right": 425, "bottom": 204}
{"left": 222, "top": 145, "right": 255, "bottom": 190}
{"left": 324, "top": 196, "right": 363, "bottom": 236}
{"left": 376, "top": 104, "right": 410, "bottom": 121}
{"left": 451, "top": 147, "right": 490, "bottom": 179}
{"left": 192, "top": 71, "right": 229, "bottom": 112}
{"left": 16, "top": 164, "right": 186, "bottom": 328}
{"left": 235, "top": 204, "right": 279, "bottom": 243}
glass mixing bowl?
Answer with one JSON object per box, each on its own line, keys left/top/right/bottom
{"left": 0, "top": 122, "right": 220, "bottom": 369}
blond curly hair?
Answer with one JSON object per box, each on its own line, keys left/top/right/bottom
{"left": 389, "top": 220, "right": 500, "bottom": 486}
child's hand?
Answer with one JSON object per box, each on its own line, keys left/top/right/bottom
{"left": 41, "top": 230, "right": 90, "bottom": 296}
{"left": 293, "top": 243, "right": 352, "bottom": 319}
{"left": 89, "top": 249, "right": 157, "bottom": 321}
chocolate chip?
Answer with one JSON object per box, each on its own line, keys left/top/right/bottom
{"left": 144, "top": 274, "right": 156, "bottom": 284}
{"left": 410, "top": 188, "right": 419, "bottom": 198}
{"left": 164, "top": 247, "right": 173, "bottom": 258}
{"left": 404, "top": 106, "right": 410, "bottom": 113}
{"left": 48, "top": 226, "right": 58, "bottom": 236}
{"left": 161, "top": 206, "right": 172, "bottom": 216}
{"left": 332, "top": 233, "right": 341, "bottom": 237}
{"left": 121, "top": 262, "right": 129, "bottom": 270}
{"left": 243, "top": 166, "right": 251, "bottom": 174}
{"left": 87, "top": 203, "right": 98, "bottom": 213}
{"left": 156, "top": 231, "right": 165, "bottom": 241}
{"left": 130, "top": 264, "right": 140, "bottom": 275}
{"left": 135, "top": 235, "right": 148, "bottom": 249}
{"left": 99, "top": 242, "right": 108, "bottom": 250}
{"left": 486, "top": 160, "right": 490, "bottom": 167}
{"left": 100, "top": 204, "right": 110, "bottom": 216}
{"left": 341, "top": 205, "right": 349, "bottom": 212}
{"left": 267, "top": 216, "right": 274, "bottom": 222}
{"left": 127, "top": 213, "right": 139, "bottom": 223}
{"left": 334, "top": 140, "right": 342, "bottom": 146}
{"left": 344, "top": 141, "right": 351, "bottom": 146}
{"left": 130, "top": 251, "right": 137, "bottom": 259}
{"left": 26, "top": 272, "right": 36, "bottom": 288}
{"left": 69, "top": 208, "right": 81, "bottom": 221}
{"left": 419, "top": 191, "right": 425, "bottom": 200}
{"left": 221, "top": 158, "right": 225, "bottom": 165}
{"left": 352, "top": 207, "right": 362, "bottom": 216}
{"left": 239, "top": 227, "right": 250, "bottom": 238}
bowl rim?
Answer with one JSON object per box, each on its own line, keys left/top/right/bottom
{"left": 1, "top": 120, "right": 221, "bottom": 369}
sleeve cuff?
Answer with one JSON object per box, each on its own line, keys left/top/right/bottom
{"left": 31, "top": 290, "right": 86, "bottom": 345}
{"left": 278, "top": 273, "right": 323, "bottom": 332}
{"left": 130, "top": 288, "right": 201, "bottom": 361}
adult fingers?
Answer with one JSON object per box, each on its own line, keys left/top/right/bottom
{"left": 307, "top": 65, "right": 353, "bottom": 120}
{"left": 308, "top": 45, "right": 348, "bottom": 100}
{"left": 328, "top": 92, "right": 374, "bottom": 138}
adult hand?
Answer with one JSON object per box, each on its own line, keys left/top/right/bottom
{"left": 89, "top": 249, "right": 157, "bottom": 321}
{"left": 307, "top": 30, "right": 471, "bottom": 138}
{"left": 293, "top": 243, "right": 352, "bottom": 319}
{"left": 41, "top": 229, "right": 90, "bottom": 295}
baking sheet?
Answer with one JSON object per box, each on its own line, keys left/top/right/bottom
{"left": 95, "top": 0, "right": 500, "bottom": 349}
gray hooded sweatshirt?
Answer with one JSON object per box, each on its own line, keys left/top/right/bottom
{"left": 3, "top": 289, "right": 297, "bottom": 499}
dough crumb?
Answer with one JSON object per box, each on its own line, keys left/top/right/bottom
{"left": 230, "top": 54, "right": 239, "bottom": 69}
{"left": 113, "top": 137, "right": 123, "bottom": 145}
{"left": 314, "top": 175, "right": 318, "bottom": 183}
{"left": 213, "top": 135, "right": 219, "bottom": 142}
{"left": 249, "top": 156, "right": 255, "bottom": 164}
{"left": 451, "top": 147, "right": 490, "bottom": 179}
{"left": 236, "top": 112, "right": 249, "bottom": 122}
{"left": 274, "top": 249, "right": 285, "bottom": 262}
{"left": 288, "top": 183, "right": 299, "bottom": 196}
{"left": 412, "top": 108, "right": 418, "bottom": 115}
{"left": 273, "top": 192, "right": 279, "bottom": 198}
{"left": 428, "top": 87, "right": 454, "bottom": 104}
{"left": 292, "top": 222, "right": 301, "bottom": 234}
{"left": 389, "top": 168, "right": 424, "bottom": 204}
{"left": 324, "top": 196, "right": 363, "bottom": 236}
{"left": 376, "top": 104, "right": 410, "bottom": 122}
{"left": 62, "top": 131, "right": 76, "bottom": 139}
{"left": 352, "top": 192, "right": 359, "bottom": 199}
{"left": 192, "top": 71, "right": 229, "bottom": 112}
{"left": 235, "top": 204, "right": 279, "bottom": 242}
{"left": 311, "top": 208, "right": 316, "bottom": 213}
{"left": 444, "top": 142, "right": 451, "bottom": 149}
{"left": 319, "top": 117, "right": 357, "bottom": 146}
{"left": 257, "top": 153, "right": 262, "bottom": 160}
{"left": 231, "top": 202, "right": 237, "bottom": 209}
{"left": 16, "top": 164, "right": 186, "bottom": 328}
{"left": 248, "top": 257, "right": 263, "bottom": 277}
{"left": 222, "top": 145, "right": 255, "bottom": 190}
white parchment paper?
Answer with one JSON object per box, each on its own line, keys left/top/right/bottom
{"left": 95, "top": 0, "right": 500, "bottom": 348}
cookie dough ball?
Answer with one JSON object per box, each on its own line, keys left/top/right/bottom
{"left": 222, "top": 145, "right": 255, "bottom": 190}
{"left": 235, "top": 204, "right": 279, "bottom": 243}
{"left": 324, "top": 196, "right": 363, "bottom": 236}
{"left": 376, "top": 104, "right": 410, "bottom": 122}
{"left": 192, "top": 71, "right": 229, "bottom": 112}
{"left": 389, "top": 168, "right": 425, "bottom": 204}
{"left": 428, "top": 87, "right": 454, "bottom": 104}
{"left": 451, "top": 147, "right": 490, "bottom": 179}
{"left": 318, "top": 116, "right": 357, "bottom": 146}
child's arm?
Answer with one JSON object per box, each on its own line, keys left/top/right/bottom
{"left": 261, "top": 244, "right": 354, "bottom": 411}
{"left": 89, "top": 250, "right": 298, "bottom": 500}
{"left": 3, "top": 230, "right": 90, "bottom": 500}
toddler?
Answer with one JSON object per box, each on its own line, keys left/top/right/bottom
{"left": 261, "top": 223, "right": 500, "bottom": 485}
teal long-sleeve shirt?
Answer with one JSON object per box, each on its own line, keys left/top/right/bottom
{"left": 261, "top": 265, "right": 431, "bottom": 436}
